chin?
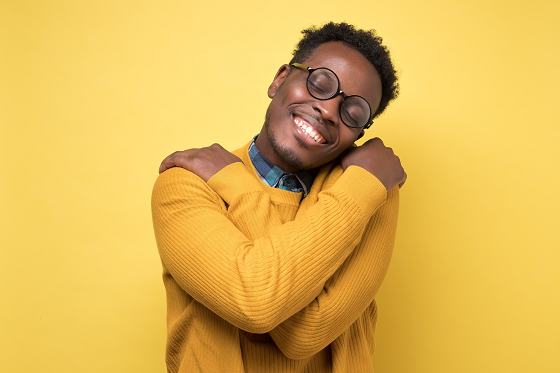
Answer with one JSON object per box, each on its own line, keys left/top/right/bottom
{"left": 266, "top": 128, "right": 310, "bottom": 170}
{"left": 264, "top": 108, "right": 338, "bottom": 171}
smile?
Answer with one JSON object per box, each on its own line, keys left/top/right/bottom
{"left": 294, "top": 118, "right": 326, "bottom": 144}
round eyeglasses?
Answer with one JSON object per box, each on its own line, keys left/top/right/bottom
{"left": 290, "top": 63, "right": 374, "bottom": 129}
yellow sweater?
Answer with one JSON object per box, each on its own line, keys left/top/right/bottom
{"left": 151, "top": 141, "right": 399, "bottom": 373}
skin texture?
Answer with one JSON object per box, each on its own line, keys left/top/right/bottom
{"left": 159, "top": 42, "right": 406, "bottom": 190}
{"left": 256, "top": 42, "right": 381, "bottom": 172}
{"left": 159, "top": 144, "right": 242, "bottom": 182}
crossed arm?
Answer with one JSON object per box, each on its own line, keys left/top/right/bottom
{"left": 214, "top": 162, "right": 399, "bottom": 359}
{"left": 267, "top": 188, "right": 398, "bottom": 359}
{"left": 153, "top": 141, "right": 403, "bottom": 358}
{"left": 152, "top": 161, "right": 388, "bottom": 332}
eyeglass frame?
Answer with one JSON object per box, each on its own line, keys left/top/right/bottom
{"left": 290, "top": 62, "right": 374, "bottom": 129}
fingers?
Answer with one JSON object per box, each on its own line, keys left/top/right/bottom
{"left": 158, "top": 144, "right": 240, "bottom": 176}
{"left": 398, "top": 171, "right": 407, "bottom": 189}
{"left": 209, "top": 143, "right": 225, "bottom": 150}
{"left": 159, "top": 153, "right": 174, "bottom": 174}
{"left": 159, "top": 153, "right": 177, "bottom": 174}
{"left": 364, "top": 137, "right": 385, "bottom": 146}
{"left": 159, "top": 149, "right": 197, "bottom": 174}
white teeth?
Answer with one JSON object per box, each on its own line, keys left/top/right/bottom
{"left": 295, "top": 117, "right": 323, "bottom": 143}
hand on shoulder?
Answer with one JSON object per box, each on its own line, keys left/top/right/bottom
{"left": 340, "top": 138, "right": 406, "bottom": 190}
{"left": 159, "top": 143, "right": 242, "bottom": 182}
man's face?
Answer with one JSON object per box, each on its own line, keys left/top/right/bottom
{"left": 255, "top": 41, "right": 383, "bottom": 172}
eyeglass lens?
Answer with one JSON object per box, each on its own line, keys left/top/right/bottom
{"left": 307, "top": 68, "right": 371, "bottom": 128}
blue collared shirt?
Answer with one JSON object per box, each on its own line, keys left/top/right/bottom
{"left": 248, "top": 136, "right": 318, "bottom": 197}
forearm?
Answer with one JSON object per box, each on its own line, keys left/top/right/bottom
{"left": 269, "top": 187, "right": 399, "bottom": 359}
{"left": 152, "top": 165, "right": 387, "bottom": 334}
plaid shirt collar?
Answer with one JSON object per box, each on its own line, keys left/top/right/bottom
{"left": 248, "top": 136, "right": 318, "bottom": 197}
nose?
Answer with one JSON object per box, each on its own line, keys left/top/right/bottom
{"left": 311, "top": 94, "right": 343, "bottom": 126}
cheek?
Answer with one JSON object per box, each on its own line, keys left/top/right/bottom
{"left": 275, "top": 80, "right": 309, "bottom": 107}
{"left": 338, "top": 128, "right": 360, "bottom": 147}
{"left": 267, "top": 89, "right": 309, "bottom": 131}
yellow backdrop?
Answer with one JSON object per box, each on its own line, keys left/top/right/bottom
{"left": 2, "top": 1, "right": 559, "bottom": 372}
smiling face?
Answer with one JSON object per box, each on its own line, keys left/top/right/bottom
{"left": 255, "top": 41, "right": 383, "bottom": 172}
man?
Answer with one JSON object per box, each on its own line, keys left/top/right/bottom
{"left": 152, "top": 22, "right": 405, "bottom": 373}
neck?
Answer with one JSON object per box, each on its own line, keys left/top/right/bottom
{"left": 254, "top": 128, "right": 303, "bottom": 173}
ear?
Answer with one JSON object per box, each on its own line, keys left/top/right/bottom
{"left": 356, "top": 129, "right": 365, "bottom": 140}
{"left": 268, "top": 64, "right": 291, "bottom": 99}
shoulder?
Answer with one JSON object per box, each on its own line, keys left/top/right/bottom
{"left": 153, "top": 167, "right": 207, "bottom": 192}
{"left": 152, "top": 167, "right": 223, "bottom": 209}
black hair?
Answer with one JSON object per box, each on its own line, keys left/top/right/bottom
{"left": 289, "top": 22, "right": 399, "bottom": 120}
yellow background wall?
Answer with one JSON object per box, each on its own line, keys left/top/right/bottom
{"left": 1, "top": 1, "right": 559, "bottom": 372}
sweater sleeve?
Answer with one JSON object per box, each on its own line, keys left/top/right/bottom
{"left": 268, "top": 187, "right": 399, "bottom": 359}
{"left": 151, "top": 164, "right": 387, "bottom": 334}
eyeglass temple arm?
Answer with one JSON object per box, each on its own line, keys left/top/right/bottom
{"left": 290, "top": 63, "right": 310, "bottom": 71}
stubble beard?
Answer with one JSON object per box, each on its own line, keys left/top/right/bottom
{"left": 263, "top": 107, "right": 317, "bottom": 171}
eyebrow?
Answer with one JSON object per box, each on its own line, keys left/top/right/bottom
{"left": 321, "top": 69, "right": 338, "bottom": 86}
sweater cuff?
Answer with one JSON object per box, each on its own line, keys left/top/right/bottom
{"left": 207, "top": 162, "right": 264, "bottom": 205}
{"left": 329, "top": 166, "right": 387, "bottom": 218}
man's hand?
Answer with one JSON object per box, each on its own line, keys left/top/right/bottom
{"left": 341, "top": 138, "right": 406, "bottom": 191}
{"left": 159, "top": 143, "right": 242, "bottom": 182}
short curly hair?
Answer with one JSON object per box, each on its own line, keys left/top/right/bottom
{"left": 289, "top": 22, "right": 399, "bottom": 120}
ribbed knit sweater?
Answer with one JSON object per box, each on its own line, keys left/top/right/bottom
{"left": 151, "top": 141, "right": 399, "bottom": 373}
